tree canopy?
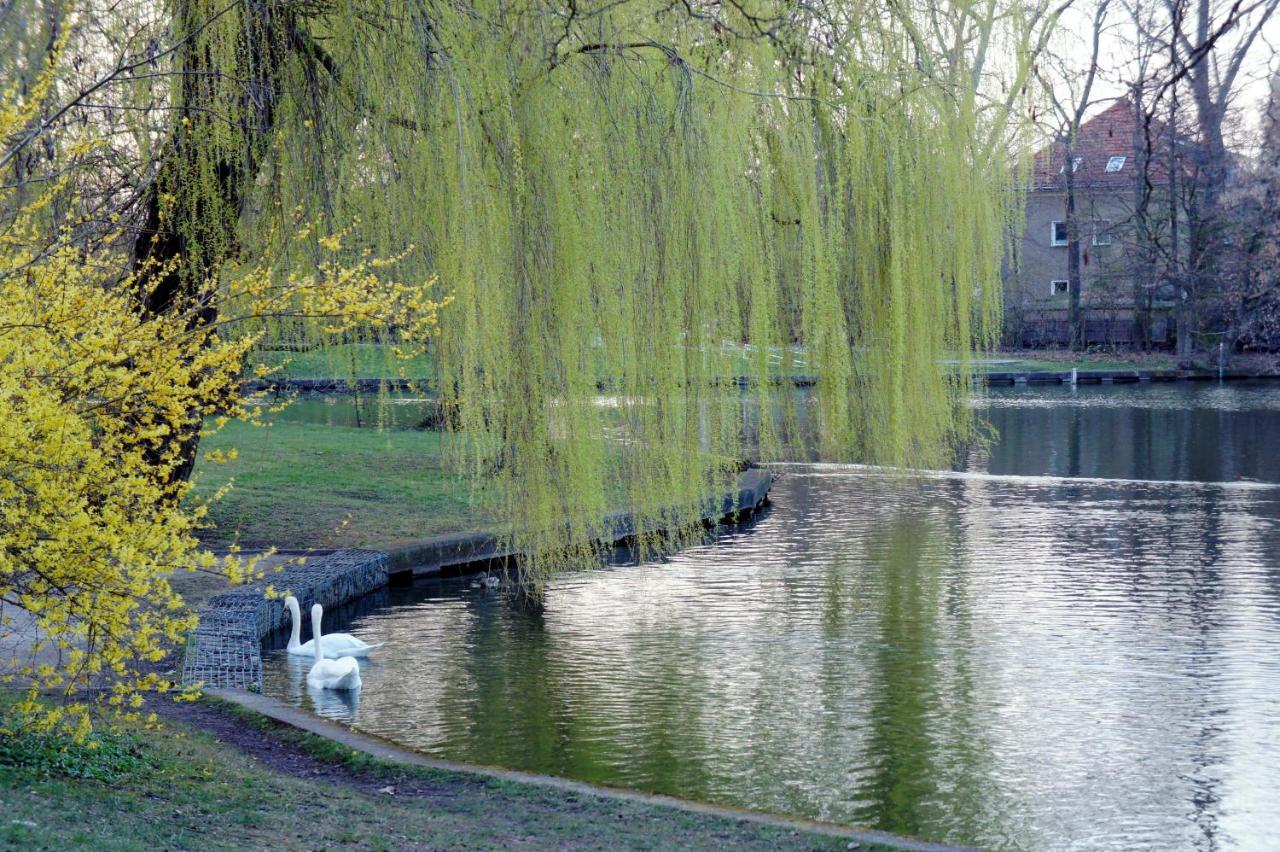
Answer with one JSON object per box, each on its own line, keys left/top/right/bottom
{"left": 1, "top": 0, "right": 1051, "bottom": 729}
{"left": 180, "top": 0, "right": 1038, "bottom": 583}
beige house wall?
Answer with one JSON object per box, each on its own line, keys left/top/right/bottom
{"left": 1013, "top": 190, "right": 1134, "bottom": 311}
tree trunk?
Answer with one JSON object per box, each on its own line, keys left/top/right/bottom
{"left": 1130, "top": 87, "right": 1152, "bottom": 350}
{"left": 132, "top": 0, "right": 297, "bottom": 485}
{"left": 1162, "top": 94, "right": 1193, "bottom": 360}
{"left": 1064, "top": 145, "right": 1085, "bottom": 350}
{"left": 1179, "top": 0, "right": 1231, "bottom": 359}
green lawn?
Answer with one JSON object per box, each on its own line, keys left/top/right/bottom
{"left": 981, "top": 350, "right": 1179, "bottom": 373}
{"left": 192, "top": 419, "right": 484, "bottom": 550}
{"left": 0, "top": 697, "right": 864, "bottom": 851}
{"left": 253, "top": 343, "right": 434, "bottom": 381}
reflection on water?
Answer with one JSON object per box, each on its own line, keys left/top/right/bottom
{"left": 971, "top": 381, "right": 1280, "bottom": 482}
{"left": 273, "top": 655, "right": 365, "bottom": 721}
{"left": 263, "top": 381, "right": 1280, "bottom": 849}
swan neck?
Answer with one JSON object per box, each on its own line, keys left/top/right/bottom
{"left": 310, "top": 608, "right": 323, "bottom": 664}
{"left": 287, "top": 600, "right": 301, "bottom": 650}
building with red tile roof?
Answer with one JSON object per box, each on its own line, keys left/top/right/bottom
{"left": 1005, "top": 98, "right": 1187, "bottom": 347}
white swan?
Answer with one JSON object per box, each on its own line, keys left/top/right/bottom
{"left": 306, "top": 604, "right": 362, "bottom": 691}
{"left": 284, "top": 596, "right": 382, "bottom": 658}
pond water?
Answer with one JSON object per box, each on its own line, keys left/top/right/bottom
{"left": 263, "top": 381, "right": 1280, "bottom": 849}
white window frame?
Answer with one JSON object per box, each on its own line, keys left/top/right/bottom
{"left": 1050, "top": 221, "right": 1069, "bottom": 247}
{"left": 1105, "top": 156, "right": 1126, "bottom": 172}
{"left": 1092, "top": 220, "right": 1113, "bottom": 246}
{"left": 1050, "top": 279, "right": 1070, "bottom": 297}
{"left": 1057, "top": 157, "right": 1083, "bottom": 174}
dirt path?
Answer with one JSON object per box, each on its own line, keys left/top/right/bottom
{"left": 138, "top": 695, "right": 946, "bottom": 851}
{"left": 151, "top": 697, "right": 478, "bottom": 807}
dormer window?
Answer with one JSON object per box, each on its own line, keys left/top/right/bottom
{"left": 1105, "top": 156, "right": 1126, "bottom": 172}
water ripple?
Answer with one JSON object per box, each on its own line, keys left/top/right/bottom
{"left": 264, "top": 382, "right": 1280, "bottom": 849}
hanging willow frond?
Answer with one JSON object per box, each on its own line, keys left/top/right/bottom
{"left": 168, "top": 0, "right": 1034, "bottom": 592}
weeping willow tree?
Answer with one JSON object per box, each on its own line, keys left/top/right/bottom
{"left": 139, "top": 0, "right": 1045, "bottom": 590}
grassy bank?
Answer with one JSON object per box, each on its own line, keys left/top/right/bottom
{"left": 979, "top": 349, "right": 1180, "bottom": 373}
{"left": 255, "top": 343, "right": 434, "bottom": 381}
{"left": 193, "top": 345, "right": 1248, "bottom": 552}
{"left": 0, "top": 696, "right": 867, "bottom": 851}
{"left": 192, "top": 419, "right": 483, "bottom": 551}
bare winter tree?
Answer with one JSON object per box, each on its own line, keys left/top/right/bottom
{"left": 1120, "top": 0, "right": 1175, "bottom": 348}
{"left": 1145, "top": 0, "right": 1280, "bottom": 356}
{"left": 1228, "top": 68, "right": 1280, "bottom": 349}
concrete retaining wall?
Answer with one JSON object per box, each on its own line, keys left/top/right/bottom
{"left": 244, "top": 372, "right": 1276, "bottom": 399}
{"left": 386, "top": 468, "right": 773, "bottom": 578}
{"left": 982, "top": 369, "right": 1270, "bottom": 385}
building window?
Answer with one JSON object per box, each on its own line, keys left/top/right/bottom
{"left": 1093, "top": 220, "right": 1113, "bottom": 246}
{"left": 1051, "top": 221, "right": 1069, "bottom": 246}
{"left": 1105, "top": 156, "right": 1126, "bottom": 172}
{"left": 1050, "top": 280, "right": 1069, "bottom": 296}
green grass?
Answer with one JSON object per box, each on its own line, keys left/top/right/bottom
{"left": 254, "top": 343, "right": 434, "bottom": 380}
{"left": 191, "top": 419, "right": 484, "bottom": 550}
{"left": 188, "top": 409, "right": 655, "bottom": 553}
{"left": 0, "top": 697, "right": 866, "bottom": 851}
{"left": 0, "top": 726, "right": 152, "bottom": 782}
{"left": 979, "top": 350, "right": 1179, "bottom": 373}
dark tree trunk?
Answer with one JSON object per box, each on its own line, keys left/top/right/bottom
{"left": 1178, "top": 0, "right": 1232, "bottom": 359}
{"left": 1130, "top": 88, "right": 1152, "bottom": 350}
{"left": 132, "top": 0, "right": 299, "bottom": 485}
{"left": 1162, "top": 95, "right": 1192, "bottom": 360}
{"left": 1064, "top": 145, "right": 1085, "bottom": 350}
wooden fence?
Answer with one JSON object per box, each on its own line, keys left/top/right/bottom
{"left": 1015, "top": 310, "right": 1171, "bottom": 348}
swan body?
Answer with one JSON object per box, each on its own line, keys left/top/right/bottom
{"left": 285, "top": 596, "right": 382, "bottom": 658}
{"left": 306, "top": 604, "right": 362, "bottom": 691}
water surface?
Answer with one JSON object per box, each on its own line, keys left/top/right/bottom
{"left": 264, "top": 380, "right": 1280, "bottom": 849}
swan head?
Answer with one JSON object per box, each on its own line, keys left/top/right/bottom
{"left": 285, "top": 595, "right": 300, "bottom": 615}
{"left": 309, "top": 603, "right": 324, "bottom": 662}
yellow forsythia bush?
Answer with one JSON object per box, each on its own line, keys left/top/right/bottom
{"left": 0, "top": 59, "right": 446, "bottom": 738}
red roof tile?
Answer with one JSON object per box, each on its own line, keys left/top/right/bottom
{"left": 1030, "top": 98, "right": 1183, "bottom": 190}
